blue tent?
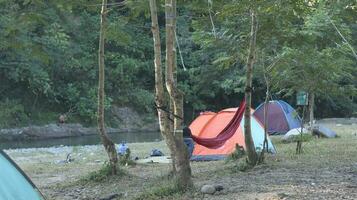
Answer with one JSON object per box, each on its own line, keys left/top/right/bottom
{"left": 253, "top": 100, "right": 301, "bottom": 134}
{"left": 0, "top": 150, "right": 44, "bottom": 200}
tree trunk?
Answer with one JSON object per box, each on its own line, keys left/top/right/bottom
{"left": 259, "top": 70, "right": 270, "bottom": 162}
{"left": 165, "top": 0, "right": 193, "bottom": 189}
{"left": 98, "top": 0, "right": 118, "bottom": 175}
{"left": 263, "top": 78, "right": 269, "bottom": 152}
{"left": 244, "top": 9, "right": 258, "bottom": 165}
{"left": 149, "top": 0, "right": 177, "bottom": 174}
{"left": 309, "top": 92, "right": 315, "bottom": 129}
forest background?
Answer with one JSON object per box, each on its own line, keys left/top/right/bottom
{"left": 0, "top": 0, "right": 356, "bottom": 128}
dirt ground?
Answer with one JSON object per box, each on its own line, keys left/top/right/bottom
{"left": 5, "top": 123, "right": 357, "bottom": 200}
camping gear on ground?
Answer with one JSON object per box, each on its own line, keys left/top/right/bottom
{"left": 184, "top": 137, "right": 194, "bottom": 158}
{"left": 191, "top": 100, "right": 246, "bottom": 149}
{"left": 282, "top": 128, "right": 309, "bottom": 141}
{"left": 118, "top": 142, "right": 128, "bottom": 156}
{"left": 189, "top": 104, "right": 276, "bottom": 161}
{"left": 312, "top": 124, "right": 337, "bottom": 138}
{"left": 183, "top": 127, "right": 195, "bottom": 158}
{"left": 150, "top": 149, "right": 164, "bottom": 157}
{"left": 135, "top": 156, "right": 171, "bottom": 164}
{"left": 0, "top": 150, "right": 45, "bottom": 200}
{"left": 253, "top": 100, "right": 301, "bottom": 135}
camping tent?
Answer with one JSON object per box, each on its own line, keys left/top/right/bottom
{"left": 0, "top": 150, "right": 44, "bottom": 200}
{"left": 189, "top": 108, "right": 275, "bottom": 161}
{"left": 253, "top": 100, "right": 301, "bottom": 134}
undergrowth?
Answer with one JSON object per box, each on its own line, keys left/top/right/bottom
{"left": 135, "top": 184, "right": 183, "bottom": 200}
{"left": 119, "top": 149, "right": 136, "bottom": 166}
{"left": 230, "top": 159, "right": 252, "bottom": 172}
{"left": 80, "top": 162, "right": 126, "bottom": 183}
{"left": 134, "top": 175, "right": 193, "bottom": 200}
{"left": 226, "top": 144, "right": 245, "bottom": 162}
{"left": 281, "top": 134, "right": 314, "bottom": 143}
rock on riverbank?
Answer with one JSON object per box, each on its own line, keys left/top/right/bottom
{"left": 0, "top": 123, "right": 159, "bottom": 141}
{"left": 0, "top": 107, "right": 159, "bottom": 141}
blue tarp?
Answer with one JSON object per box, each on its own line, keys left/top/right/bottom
{"left": 190, "top": 155, "right": 226, "bottom": 161}
{"left": 313, "top": 125, "right": 337, "bottom": 138}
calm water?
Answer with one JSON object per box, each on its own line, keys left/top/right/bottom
{"left": 0, "top": 132, "right": 162, "bottom": 149}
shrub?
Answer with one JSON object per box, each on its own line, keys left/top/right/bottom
{"left": 226, "top": 144, "right": 245, "bottom": 162}
{"left": 282, "top": 134, "right": 314, "bottom": 143}
{"left": 81, "top": 163, "right": 125, "bottom": 182}
{"left": 231, "top": 159, "right": 252, "bottom": 172}
{"left": 0, "top": 99, "right": 29, "bottom": 128}
{"left": 135, "top": 182, "right": 184, "bottom": 200}
{"left": 119, "top": 148, "right": 136, "bottom": 166}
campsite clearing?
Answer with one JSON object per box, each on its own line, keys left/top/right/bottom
{"left": 4, "top": 123, "right": 357, "bottom": 200}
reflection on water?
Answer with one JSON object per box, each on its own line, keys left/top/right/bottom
{"left": 0, "top": 132, "right": 162, "bottom": 149}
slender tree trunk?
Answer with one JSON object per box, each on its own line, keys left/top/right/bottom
{"left": 165, "top": 0, "right": 192, "bottom": 189}
{"left": 263, "top": 76, "right": 269, "bottom": 152}
{"left": 244, "top": 9, "right": 258, "bottom": 165}
{"left": 98, "top": 0, "right": 118, "bottom": 175}
{"left": 259, "top": 70, "right": 270, "bottom": 162}
{"left": 149, "top": 0, "right": 177, "bottom": 174}
{"left": 309, "top": 92, "right": 315, "bottom": 129}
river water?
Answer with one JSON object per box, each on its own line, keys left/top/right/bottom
{"left": 0, "top": 132, "right": 162, "bottom": 149}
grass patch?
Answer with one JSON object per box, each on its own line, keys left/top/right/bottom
{"left": 230, "top": 159, "right": 252, "bottom": 172}
{"left": 226, "top": 144, "right": 245, "bottom": 162}
{"left": 118, "top": 149, "right": 136, "bottom": 166}
{"left": 281, "top": 134, "right": 314, "bottom": 143}
{"left": 80, "top": 163, "right": 126, "bottom": 183}
{"left": 135, "top": 181, "right": 186, "bottom": 200}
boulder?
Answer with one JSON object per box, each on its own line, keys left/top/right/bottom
{"left": 214, "top": 184, "right": 224, "bottom": 191}
{"left": 312, "top": 124, "right": 337, "bottom": 138}
{"left": 201, "top": 184, "right": 216, "bottom": 194}
{"left": 0, "top": 106, "right": 160, "bottom": 141}
{"left": 0, "top": 123, "right": 100, "bottom": 141}
{"left": 99, "top": 193, "right": 121, "bottom": 200}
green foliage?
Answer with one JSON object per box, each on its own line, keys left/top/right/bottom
{"left": 127, "top": 89, "right": 154, "bottom": 113}
{"left": 0, "top": 0, "right": 156, "bottom": 126}
{"left": 119, "top": 148, "right": 136, "bottom": 166}
{"left": 135, "top": 181, "right": 185, "bottom": 200}
{"left": 282, "top": 134, "right": 314, "bottom": 144}
{"left": 226, "top": 144, "right": 245, "bottom": 162}
{"left": 231, "top": 159, "right": 252, "bottom": 173}
{"left": 0, "top": 0, "right": 356, "bottom": 128}
{"left": 0, "top": 99, "right": 29, "bottom": 128}
{"left": 81, "top": 163, "right": 125, "bottom": 183}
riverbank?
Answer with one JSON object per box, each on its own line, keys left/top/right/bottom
{"left": 0, "top": 106, "right": 159, "bottom": 141}
{"left": 0, "top": 123, "right": 159, "bottom": 141}
{"left": 5, "top": 123, "right": 357, "bottom": 200}
{"left": 1, "top": 118, "right": 355, "bottom": 142}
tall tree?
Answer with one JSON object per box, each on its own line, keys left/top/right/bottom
{"left": 98, "top": 0, "right": 118, "bottom": 174}
{"left": 244, "top": 9, "right": 258, "bottom": 165}
{"left": 149, "top": 0, "right": 177, "bottom": 174}
{"left": 164, "top": 0, "right": 193, "bottom": 189}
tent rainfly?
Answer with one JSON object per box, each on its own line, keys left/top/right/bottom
{"left": 0, "top": 150, "right": 44, "bottom": 200}
{"left": 253, "top": 100, "right": 301, "bottom": 135}
{"left": 189, "top": 108, "right": 276, "bottom": 161}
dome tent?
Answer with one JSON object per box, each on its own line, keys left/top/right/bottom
{"left": 253, "top": 100, "right": 301, "bottom": 135}
{"left": 0, "top": 150, "right": 44, "bottom": 200}
{"left": 189, "top": 108, "right": 275, "bottom": 161}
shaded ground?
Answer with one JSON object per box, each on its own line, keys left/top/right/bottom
{"left": 5, "top": 123, "right": 357, "bottom": 200}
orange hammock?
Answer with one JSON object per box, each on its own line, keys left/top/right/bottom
{"left": 191, "top": 100, "right": 246, "bottom": 149}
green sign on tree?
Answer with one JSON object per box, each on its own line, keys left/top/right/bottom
{"left": 296, "top": 91, "right": 308, "bottom": 106}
